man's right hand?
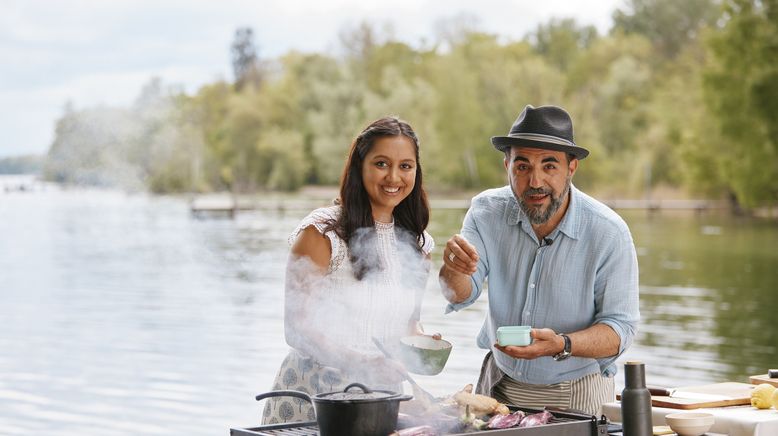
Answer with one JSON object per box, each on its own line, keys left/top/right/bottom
{"left": 443, "top": 234, "right": 479, "bottom": 275}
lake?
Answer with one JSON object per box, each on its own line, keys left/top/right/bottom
{"left": 1, "top": 180, "right": 776, "bottom": 435}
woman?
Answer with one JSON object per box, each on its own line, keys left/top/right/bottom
{"left": 262, "top": 116, "right": 435, "bottom": 424}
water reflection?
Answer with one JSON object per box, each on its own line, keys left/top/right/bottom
{"left": 0, "top": 186, "right": 776, "bottom": 435}
{"left": 619, "top": 210, "right": 778, "bottom": 386}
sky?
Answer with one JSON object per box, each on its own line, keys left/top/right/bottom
{"left": 0, "top": 0, "right": 622, "bottom": 158}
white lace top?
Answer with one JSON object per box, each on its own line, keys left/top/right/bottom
{"left": 287, "top": 205, "right": 434, "bottom": 356}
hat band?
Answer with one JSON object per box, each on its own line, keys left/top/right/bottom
{"left": 507, "top": 132, "right": 574, "bottom": 146}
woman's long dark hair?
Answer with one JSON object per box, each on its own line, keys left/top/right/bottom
{"left": 327, "top": 116, "right": 430, "bottom": 280}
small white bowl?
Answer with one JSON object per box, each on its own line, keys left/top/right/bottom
{"left": 665, "top": 412, "right": 715, "bottom": 436}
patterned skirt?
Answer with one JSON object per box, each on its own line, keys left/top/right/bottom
{"left": 260, "top": 349, "right": 400, "bottom": 425}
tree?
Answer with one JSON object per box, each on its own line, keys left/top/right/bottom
{"left": 529, "top": 18, "right": 598, "bottom": 71}
{"left": 43, "top": 106, "right": 142, "bottom": 189}
{"left": 612, "top": 0, "right": 720, "bottom": 59}
{"left": 424, "top": 32, "right": 561, "bottom": 188}
{"left": 563, "top": 33, "right": 654, "bottom": 194}
{"left": 231, "top": 27, "right": 262, "bottom": 91}
{"left": 699, "top": 0, "right": 778, "bottom": 209}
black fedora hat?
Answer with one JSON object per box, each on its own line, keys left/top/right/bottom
{"left": 491, "top": 105, "right": 589, "bottom": 159}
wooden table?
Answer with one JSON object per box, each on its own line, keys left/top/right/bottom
{"left": 603, "top": 402, "right": 778, "bottom": 436}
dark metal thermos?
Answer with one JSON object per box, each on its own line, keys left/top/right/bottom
{"left": 621, "top": 361, "right": 653, "bottom": 436}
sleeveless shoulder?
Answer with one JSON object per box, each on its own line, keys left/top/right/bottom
{"left": 289, "top": 206, "right": 346, "bottom": 273}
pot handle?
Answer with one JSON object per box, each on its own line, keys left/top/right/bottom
{"left": 343, "top": 382, "right": 372, "bottom": 393}
{"left": 255, "top": 390, "right": 313, "bottom": 404}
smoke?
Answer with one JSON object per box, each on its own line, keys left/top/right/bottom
{"left": 283, "top": 224, "right": 432, "bottom": 391}
{"left": 348, "top": 227, "right": 382, "bottom": 280}
{"left": 43, "top": 78, "right": 196, "bottom": 193}
{"left": 438, "top": 275, "right": 458, "bottom": 304}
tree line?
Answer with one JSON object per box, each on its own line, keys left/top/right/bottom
{"left": 42, "top": 0, "right": 778, "bottom": 210}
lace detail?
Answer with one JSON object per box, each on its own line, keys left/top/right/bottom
{"left": 374, "top": 220, "right": 394, "bottom": 231}
{"left": 289, "top": 207, "right": 434, "bottom": 272}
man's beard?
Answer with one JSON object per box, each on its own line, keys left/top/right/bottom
{"left": 515, "top": 176, "right": 571, "bottom": 225}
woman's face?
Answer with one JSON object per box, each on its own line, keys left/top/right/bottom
{"left": 361, "top": 135, "right": 417, "bottom": 222}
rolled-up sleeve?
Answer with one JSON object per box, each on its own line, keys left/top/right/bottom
{"left": 593, "top": 226, "right": 640, "bottom": 375}
{"left": 445, "top": 201, "right": 489, "bottom": 313}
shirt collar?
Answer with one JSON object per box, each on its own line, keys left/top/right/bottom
{"left": 557, "top": 185, "right": 580, "bottom": 240}
{"left": 507, "top": 184, "right": 581, "bottom": 241}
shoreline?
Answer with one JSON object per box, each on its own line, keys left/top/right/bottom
{"left": 5, "top": 176, "right": 775, "bottom": 218}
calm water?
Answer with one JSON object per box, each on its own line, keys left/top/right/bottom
{"left": 1, "top": 181, "right": 776, "bottom": 435}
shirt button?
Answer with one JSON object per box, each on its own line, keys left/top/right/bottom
{"left": 529, "top": 283, "right": 535, "bottom": 288}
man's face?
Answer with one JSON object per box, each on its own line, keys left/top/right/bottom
{"left": 504, "top": 147, "right": 578, "bottom": 225}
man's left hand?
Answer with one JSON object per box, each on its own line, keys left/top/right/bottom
{"left": 494, "top": 328, "right": 563, "bottom": 360}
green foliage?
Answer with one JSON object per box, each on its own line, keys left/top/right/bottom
{"left": 700, "top": 0, "right": 778, "bottom": 208}
{"left": 531, "top": 18, "right": 598, "bottom": 71}
{"left": 612, "top": 0, "right": 721, "bottom": 58}
{"left": 258, "top": 127, "right": 306, "bottom": 191}
{"left": 39, "top": 11, "right": 778, "bottom": 210}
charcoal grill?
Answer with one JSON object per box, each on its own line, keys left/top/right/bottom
{"left": 230, "top": 405, "right": 615, "bottom": 436}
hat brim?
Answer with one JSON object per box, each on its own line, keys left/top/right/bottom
{"left": 491, "top": 136, "right": 589, "bottom": 160}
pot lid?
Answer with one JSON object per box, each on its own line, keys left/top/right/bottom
{"left": 316, "top": 382, "right": 400, "bottom": 402}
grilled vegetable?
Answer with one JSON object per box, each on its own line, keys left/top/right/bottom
{"left": 487, "top": 410, "right": 526, "bottom": 429}
{"left": 390, "top": 425, "right": 439, "bottom": 436}
{"left": 471, "top": 418, "right": 488, "bottom": 430}
{"left": 518, "top": 410, "right": 553, "bottom": 427}
{"left": 452, "top": 385, "right": 510, "bottom": 415}
{"left": 460, "top": 405, "right": 474, "bottom": 424}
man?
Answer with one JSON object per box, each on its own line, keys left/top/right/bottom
{"left": 440, "top": 104, "right": 639, "bottom": 415}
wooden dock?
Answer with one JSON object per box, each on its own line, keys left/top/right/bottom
{"left": 189, "top": 196, "right": 242, "bottom": 218}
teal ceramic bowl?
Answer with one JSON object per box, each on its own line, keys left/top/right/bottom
{"left": 496, "top": 326, "right": 532, "bottom": 346}
{"left": 398, "top": 336, "right": 453, "bottom": 376}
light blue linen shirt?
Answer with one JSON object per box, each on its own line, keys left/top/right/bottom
{"left": 446, "top": 185, "right": 639, "bottom": 384}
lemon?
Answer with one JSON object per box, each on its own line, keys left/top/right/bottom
{"left": 772, "top": 387, "right": 778, "bottom": 410}
{"left": 750, "top": 383, "right": 776, "bottom": 409}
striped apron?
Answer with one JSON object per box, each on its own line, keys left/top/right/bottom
{"left": 475, "top": 351, "right": 615, "bottom": 416}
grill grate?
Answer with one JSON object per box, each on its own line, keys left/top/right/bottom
{"left": 255, "top": 427, "right": 317, "bottom": 436}
{"left": 232, "top": 408, "right": 611, "bottom": 436}
{"left": 231, "top": 422, "right": 318, "bottom": 436}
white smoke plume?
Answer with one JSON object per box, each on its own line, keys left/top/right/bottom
{"left": 282, "top": 224, "right": 433, "bottom": 391}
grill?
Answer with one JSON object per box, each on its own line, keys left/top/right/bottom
{"left": 231, "top": 406, "right": 616, "bottom": 436}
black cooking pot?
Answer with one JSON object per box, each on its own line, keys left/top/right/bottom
{"left": 256, "top": 382, "right": 413, "bottom": 436}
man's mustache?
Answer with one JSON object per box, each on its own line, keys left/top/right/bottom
{"left": 523, "top": 187, "right": 552, "bottom": 197}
